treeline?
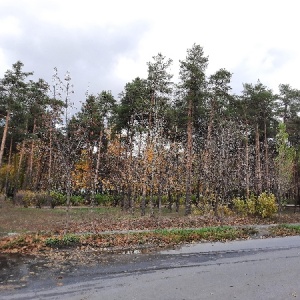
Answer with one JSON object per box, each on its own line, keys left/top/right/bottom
{"left": 1, "top": 44, "right": 300, "bottom": 215}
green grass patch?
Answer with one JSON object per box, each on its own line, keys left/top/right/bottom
{"left": 45, "top": 226, "right": 258, "bottom": 250}
{"left": 152, "top": 226, "right": 254, "bottom": 243}
{"left": 271, "top": 224, "right": 300, "bottom": 236}
{"left": 80, "top": 226, "right": 257, "bottom": 250}
{"left": 281, "top": 224, "right": 300, "bottom": 231}
{"left": 45, "top": 234, "right": 80, "bottom": 248}
{"left": 70, "top": 206, "right": 119, "bottom": 214}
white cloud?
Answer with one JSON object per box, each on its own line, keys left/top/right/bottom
{"left": 1, "top": 0, "right": 300, "bottom": 108}
{"left": 0, "top": 15, "right": 22, "bottom": 37}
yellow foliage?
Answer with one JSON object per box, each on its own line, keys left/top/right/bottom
{"left": 107, "top": 138, "right": 125, "bottom": 157}
{"left": 256, "top": 192, "right": 278, "bottom": 218}
{"left": 101, "top": 179, "right": 114, "bottom": 191}
{"left": 72, "top": 150, "right": 92, "bottom": 190}
{"left": 145, "top": 147, "right": 154, "bottom": 163}
{"left": 233, "top": 192, "right": 278, "bottom": 218}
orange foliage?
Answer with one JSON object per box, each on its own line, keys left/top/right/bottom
{"left": 72, "top": 150, "right": 92, "bottom": 190}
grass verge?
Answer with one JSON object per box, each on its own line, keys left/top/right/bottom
{"left": 271, "top": 224, "right": 300, "bottom": 236}
{"left": 0, "top": 226, "right": 257, "bottom": 254}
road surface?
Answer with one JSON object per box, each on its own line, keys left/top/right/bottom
{"left": 2, "top": 236, "right": 300, "bottom": 300}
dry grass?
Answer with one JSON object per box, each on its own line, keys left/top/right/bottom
{"left": 1, "top": 200, "right": 300, "bottom": 236}
{"left": 0, "top": 202, "right": 121, "bottom": 234}
{"left": 1, "top": 200, "right": 300, "bottom": 257}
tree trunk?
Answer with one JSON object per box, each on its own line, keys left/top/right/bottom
{"left": 25, "top": 118, "right": 37, "bottom": 188}
{"left": 185, "top": 98, "right": 193, "bottom": 215}
{"left": 0, "top": 111, "right": 10, "bottom": 169}
{"left": 48, "top": 125, "right": 53, "bottom": 190}
{"left": 158, "top": 184, "right": 162, "bottom": 214}
{"left": 4, "top": 137, "right": 13, "bottom": 195}
{"left": 16, "top": 140, "right": 26, "bottom": 192}
{"left": 203, "top": 98, "right": 215, "bottom": 196}
{"left": 141, "top": 179, "right": 146, "bottom": 216}
{"left": 168, "top": 189, "right": 172, "bottom": 212}
{"left": 245, "top": 132, "right": 250, "bottom": 199}
{"left": 255, "top": 124, "right": 262, "bottom": 195}
{"left": 264, "top": 121, "right": 270, "bottom": 192}
{"left": 91, "top": 129, "right": 103, "bottom": 206}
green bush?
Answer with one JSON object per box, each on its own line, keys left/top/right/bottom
{"left": 14, "top": 190, "right": 61, "bottom": 208}
{"left": 232, "top": 192, "right": 278, "bottom": 218}
{"left": 70, "top": 195, "right": 85, "bottom": 206}
{"left": 232, "top": 197, "right": 248, "bottom": 216}
{"left": 49, "top": 191, "right": 66, "bottom": 208}
{"left": 94, "top": 193, "right": 114, "bottom": 206}
{"left": 34, "top": 191, "right": 50, "bottom": 208}
{"left": 233, "top": 194, "right": 256, "bottom": 216}
{"left": 256, "top": 192, "right": 278, "bottom": 218}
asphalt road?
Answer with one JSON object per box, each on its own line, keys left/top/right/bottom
{"left": 2, "top": 236, "right": 300, "bottom": 300}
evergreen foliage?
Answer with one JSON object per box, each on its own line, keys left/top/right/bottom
{"left": 1, "top": 46, "right": 300, "bottom": 216}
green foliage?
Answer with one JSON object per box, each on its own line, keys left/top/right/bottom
{"left": 70, "top": 195, "right": 85, "bottom": 206}
{"left": 94, "top": 193, "right": 114, "bottom": 206}
{"left": 256, "top": 192, "right": 278, "bottom": 218}
{"left": 153, "top": 226, "right": 252, "bottom": 242}
{"left": 45, "top": 234, "right": 80, "bottom": 248}
{"left": 232, "top": 195, "right": 255, "bottom": 216}
{"left": 280, "top": 224, "right": 300, "bottom": 232}
{"left": 275, "top": 123, "right": 296, "bottom": 199}
{"left": 49, "top": 191, "right": 66, "bottom": 208}
{"left": 232, "top": 192, "right": 278, "bottom": 218}
{"left": 34, "top": 191, "right": 51, "bottom": 208}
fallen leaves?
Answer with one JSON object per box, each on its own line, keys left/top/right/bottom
{"left": 1, "top": 205, "right": 300, "bottom": 263}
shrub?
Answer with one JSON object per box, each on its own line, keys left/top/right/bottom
{"left": 34, "top": 191, "right": 50, "bottom": 208}
{"left": 232, "top": 196, "right": 256, "bottom": 216}
{"left": 14, "top": 190, "right": 36, "bottom": 207}
{"left": 232, "top": 192, "right": 278, "bottom": 218}
{"left": 13, "top": 190, "right": 57, "bottom": 208}
{"left": 256, "top": 192, "right": 278, "bottom": 218}
{"left": 218, "top": 204, "right": 234, "bottom": 217}
{"left": 193, "top": 203, "right": 214, "bottom": 216}
{"left": 161, "top": 195, "right": 168, "bottom": 205}
{"left": 49, "top": 191, "right": 66, "bottom": 208}
{"left": 70, "top": 195, "right": 85, "bottom": 206}
{"left": 94, "top": 193, "right": 114, "bottom": 206}
{"left": 232, "top": 197, "right": 248, "bottom": 216}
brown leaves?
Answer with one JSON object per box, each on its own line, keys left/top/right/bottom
{"left": 1, "top": 205, "right": 300, "bottom": 259}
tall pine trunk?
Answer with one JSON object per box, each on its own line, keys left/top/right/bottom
{"left": 0, "top": 111, "right": 10, "bottom": 169}
{"left": 91, "top": 129, "right": 103, "bottom": 206}
{"left": 25, "top": 118, "right": 37, "bottom": 188}
{"left": 4, "top": 137, "right": 13, "bottom": 196}
{"left": 264, "top": 121, "right": 270, "bottom": 192}
{"left": 255, "top": 124, "right": 262, "bottom": 194}
{"left": 185, "top": 97, "right": 193, "bottom": 215}
{"left": 245, "top": 131, "right": 250, "bottom": 199}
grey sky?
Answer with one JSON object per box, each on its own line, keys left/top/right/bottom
{"left": 1, "top": 0, "right": 299, "bottom": 112}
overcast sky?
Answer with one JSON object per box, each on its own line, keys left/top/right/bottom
{"left": 1, "top": 0, "right": 299, "bottom": 112}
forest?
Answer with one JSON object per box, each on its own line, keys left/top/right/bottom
{"left": 1, "top": 44, "right": 300, "bottom": 216}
